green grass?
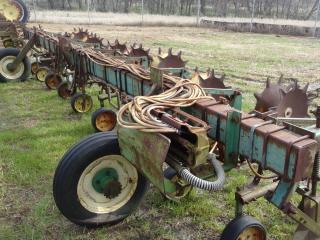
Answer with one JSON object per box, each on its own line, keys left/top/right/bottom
{"left": 1, "top": 26, "right": 320, "bottom": 239}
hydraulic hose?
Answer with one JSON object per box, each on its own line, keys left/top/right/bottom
{"left": 178, "top": 153, "right": 225, "bottom": 191}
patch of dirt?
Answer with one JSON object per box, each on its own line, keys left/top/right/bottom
{"left": 22, "top": 117, "right": 39, "bottom": 128}
{"left": 0, "top": 183, "right": 39, "bottom": 225}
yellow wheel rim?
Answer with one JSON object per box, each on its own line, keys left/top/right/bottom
{"left": 77, "top": 155, "right": 138, "bottom": 214}
{"left": 95, "top": 112, "right": 116, "bottom": 132}
{"left": 74, "top": 95, "right": 92, "bottom": 113}
{"left": 1, "top": 4, "right": 20, "bottom": 21}
{"left": 237, "top": 226, "right": 265, "bottom": 240}
{"left": 0, "top": 55, "right": 24, "bottom": 80}
{"left": 36, "top": 68, "right": 48, "bottom": 82}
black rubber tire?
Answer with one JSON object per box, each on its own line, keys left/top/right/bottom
{"left": 45, "top": 73, "right": 62, "bottom": 90}
{"left": 13, "top": 0, "right": 30, "bottom": 24}
{"left": 91, "top": 108, "right": 117, "bottom": 132}
{"left": 53, "top": 132, "right": 149, "bottom": 227}
{"left": 221, "top": 215, "right": 267, "bottom": 240}
{"left": 0, "top": 48, "right": 30, "bottom": 83}
{"left": 71, "top": 92, "right": 93, "bottom": 113}
{"left": 57, "top": 81, "right": 72, "bottom": 99}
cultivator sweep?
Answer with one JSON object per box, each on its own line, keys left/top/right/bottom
{"left": 1, "top": 17, "right": 320, "bottom": 240}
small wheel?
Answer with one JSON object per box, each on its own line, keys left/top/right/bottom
{"left": 71, "top": 93, "right": 93, "bottom": 113}
{"left": 57, "top": 81, "right": 72, "bottom": 99}
{"left": 91, "top": 108, "right": 117, "bottom": 132}
{"left": 0, "top": 48, "right": 30, "bottom": 83}
{"left": 3, "top": 39, "right": 14, "bottom": 48}
{"left": 53, "top": 132, "right": 149, "bottom": 227}
{"left": 163, "top": 167, "right": 192, "bottom": 201}
{"left": 35, "top": 66, "right": 50, "bottom": 82}
{"left": 31, "top": 62, "right": 39, "bottom": 74}
{"left": 221, "top": 215, "right": 266, "bottom": 240}
{"left": 45, "top": 73, "right": 62, "bottom": 90}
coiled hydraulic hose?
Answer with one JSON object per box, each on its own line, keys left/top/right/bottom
{"left": 178, "top": 153, "right": 225, "bottom": 191}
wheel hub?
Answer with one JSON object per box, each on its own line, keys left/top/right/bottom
{"left": 75, "top": 95, "right": 92, "bottom": 112}
{"left": 36, "top": 68, "right": 48, "bottom": 82}
{"left": 77, "top": 155, "right": 138, "bottom": 214}
{"left": 92, "top": 167, "right": 122, "bottom": 199}
{"left": 0, "top": 55, "right": 24, "bottom": 80}
{"left": 58, "top": 83, "right": 71, "bottom": 98}
{"left": 96, "top": 112, "right": 116, "bottom": 131}
{"left": 237, "top": 226, "right": 264, "bottom": 240}
{"left": 103, "top": 180, "right": 122, "bottom": 199}
{"left": 31, "top": 62, "right": 38, "bottom": 73}
{"left": 47, "top": 75, "right": 59, "bottom": 88}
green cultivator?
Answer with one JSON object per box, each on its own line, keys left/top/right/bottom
{"left": 52, "top": 69, "right": 320, "bottom": 239}
{"left": 1, "top": 17, "right": 320, "bottom": 239}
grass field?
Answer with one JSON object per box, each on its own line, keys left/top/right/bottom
{"left": 1, "top": 24, "right": 320, "bottom": 240}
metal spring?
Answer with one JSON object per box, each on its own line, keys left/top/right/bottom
{"left": 179, "top": 153, "right": 225, "bottom": 191}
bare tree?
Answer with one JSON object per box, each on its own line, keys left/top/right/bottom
{"left": 35, "top": 0, "right": 318, "bottom": 20}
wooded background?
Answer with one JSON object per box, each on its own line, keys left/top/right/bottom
{"left": 27, "top": 0, "right": 320, "bottom": 20}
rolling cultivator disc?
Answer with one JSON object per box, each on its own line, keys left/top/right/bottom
{"left": 194, "top": 68, "right": 226, "bottom": 89}
{"left": 86, "top": 33, "right": 103, "bottom": 45}
{"left": 68, "top": 28, "right": 104, "bottom": 45}
{"left": 107, "top": 39, "right": 128, "bottom": 54}
{"left": 156, "top": 48, "right": 188, "bottom": 69}
{"left": 71, "top": 28, "right": 90, "bottom": 42}
{"left": 254, "top": 77, "right": 286, "bottom": 113}
{"left": 254, "top": 76, "right": 311, "bottom": 117}
{"left": 127, "top": 43, "right": 151, "bottom": 59}
{"left": 277, "top": 82, "right": 309, "bottom": 118}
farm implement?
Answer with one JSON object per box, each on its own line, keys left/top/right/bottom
{"left": 51, "top": 61, "right": 320, "bottom": 239}
{"left": 31, "top": 29, "right": 317, "bottom": 239}
{"left": 0, "top": 23, "right": 197, "bottom": 130}
{"left": 1, "top": 14, "right": 320, "bottom": 240}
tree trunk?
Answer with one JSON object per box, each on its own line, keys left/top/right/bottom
{"left": 305, "top": 0, "right": 319, "bottom": 20}
{"left": 286, "top": 0, "right": 293, "bottom": 19}
{"left": 124, "top": 0, "right": 129, "bottom": 13}
{"left": 200, "top": 0, "right": 206, "bottom": 15}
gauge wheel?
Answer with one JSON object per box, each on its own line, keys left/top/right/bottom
{"left": 45, "top": 73, "right": 62, "bottom": 90}
{"left": 221, "top": 215, "right": 266, "bottom": 240}
{"left": 35, "top": 66, "right": 50, "bottom": 82}
{"left": 71, "top": 93, "right": 93, "bottom": 113}
{"left": 162, "top": 167, "right": 193, "bottom": 201}
{"left": 3, "top": 39, "right": 14, "bottom": 48}
{"left": 57, "top": 81, "right": 72, "bottom": 99}
{"left": 53, "top": 132, "right": 149, "bottom": 227}
{"left": 31, "top": 62, "right": 39, "bottom": 74}
{"left": 0, "top": 47, "right": 30, "bottom": 83}
{"left": 91, "top": 108, "right": 117, "bottom": 132}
